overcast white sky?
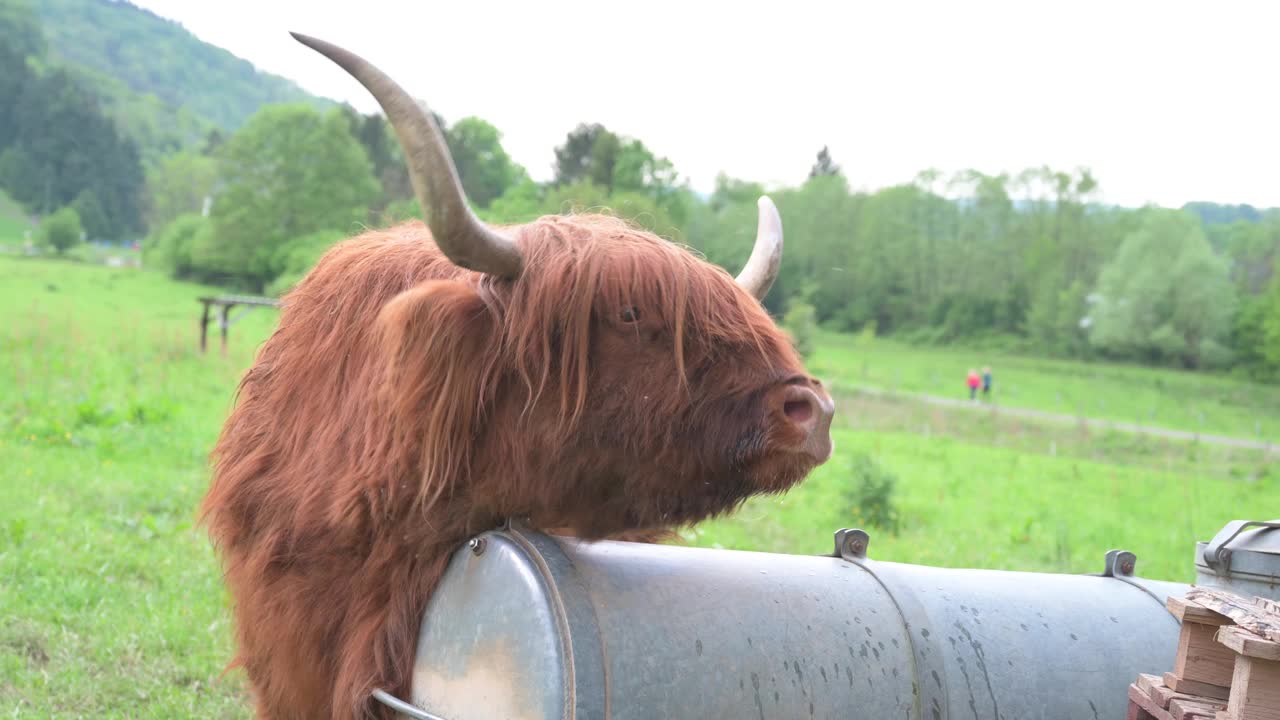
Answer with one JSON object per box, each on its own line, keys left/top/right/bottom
{"left": 131, "top": 0, "right": 1279, "bottom": 208}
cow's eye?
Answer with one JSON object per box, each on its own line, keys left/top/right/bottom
{"left": 620, "top": 306, "right": 641, "bottom": 323}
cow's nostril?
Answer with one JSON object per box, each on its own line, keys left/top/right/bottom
{"left": 784, "top": 398, "right": 814, "bottom": 423}
{"left": 771, "top": 381, "right": 835, "bottom": 463}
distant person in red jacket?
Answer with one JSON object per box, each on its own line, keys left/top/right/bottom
{"left": 967, "top": 368, "right": 980, "bottom": 400}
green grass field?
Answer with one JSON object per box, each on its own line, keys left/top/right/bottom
{"left": 2, "top": 254, "right": 1277, "bottom": 717}
{"left": 808, "top": 331, "right": 1280, "bottom": 440}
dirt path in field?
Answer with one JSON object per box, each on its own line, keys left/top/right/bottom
{"left": 845, "top": 384, "right": 1278, "bottom": 452}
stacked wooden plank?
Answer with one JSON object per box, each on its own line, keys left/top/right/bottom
{"left": 1166, "top": 595, "right": 1237, "bottom": 700}
{"left": 1127, "top": 588, "right": 1280, "bottom": 720}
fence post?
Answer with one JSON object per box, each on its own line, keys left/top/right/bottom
{"left": 219, "top": 304, "right": 233, "bottom": 356}
{"left": 199, "top": 300, "right": 210, "bottom": 354}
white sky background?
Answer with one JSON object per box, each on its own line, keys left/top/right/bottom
{"left": 130, "top": 0, "right": 1279, "bottom": 209}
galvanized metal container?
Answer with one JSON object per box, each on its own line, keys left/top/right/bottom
{"left": 1194, "top": 519, "right": 1280, "bottom": 600}
{"left": 385, "top": 525, "right": 1195, "bottom": 720}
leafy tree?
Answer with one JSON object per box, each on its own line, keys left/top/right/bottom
{"left": 70, "top": 189, "right": 107, "bottom": 240}
{"left": 1215, "top": 215, "right": 1280, "bottom": 294}
{"left": 1239, "top": 271, "right": 1280, "bottom": 379}
{"left": 143, "top": 212, "right": 207, "bottom": 278}
{"left": 1230, "top": 290, "right": 1274, "bottom": 380}
{"left": 202, "top": 128, "right": 226, "bottom": 156}
{"left": 553, "top": 123, "right": 634, "bottom": 191}
{"left": 445, "top": 117, "right": 526, "bottom": 208}
{"left": 548, "top": 122, "right": 688, "bottom": 238}
{"left": 553, "top": 123, "right": 609, "bottom": 187}
{"left": 0, "top": 0, "right": 41, "bottom": 149}
{"left": 144, "top": 151, "right": 218, "bottom": 230}
{"left": 0, "top": 0, "right": 45, "bottom": 60}
{"left": 203, "top": 104, "right": 379, "bottom": 291}
{"left": 611, "top": 139, "right": 675, "bottom": 195}
{"left": 1089, "top": 209, "right": 1237, "bottom": 368}
{"left": 266, "top": 229, "right": 348, "bottom": 296}
{"left": 376, "top": 197, "right": 424, "bottom": 228}
{"left": 352, "top": 112, "right": 411, "bottom": 208}
{"left": 1026, "top": 277, "right": 1091, "bottom": 357}
{"left": 543, "top": 179, "right": 612, "bottom": 216}
{"left": 350, "top": 111, "right": 523, "bottom": 213}
{"left": 809, "top": 146, "right": 840, "bottom": 178}
{"left": 0, "top": 52, "right": 28, "bottom": 151}
{"left": 707, "top": 173, "right": 764, "bottom": 212}
{"left": 0, "top": 65, "right": 145, "bottom": 238}
{"left": 482, "top": 178, "right": 545, "bottom": 225}
{"left": 1184, "top": 201, "right": 1262, "bottom": 227}
{"left": 37, "top": 205, "right": 82, "bottom": 254}
{"left": 538, "top": 178, "right": 682, "bottom": 241}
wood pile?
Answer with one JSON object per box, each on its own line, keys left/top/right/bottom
{"left": 1128, "top": 587, "right": 1280, "bottom": 720}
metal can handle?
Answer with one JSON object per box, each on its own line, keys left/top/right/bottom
{"left": 371, "top": 689, "right": 450, "bottom": 720}
{"left": 1201, "top": 519, "right": 1280, "bottom": 570}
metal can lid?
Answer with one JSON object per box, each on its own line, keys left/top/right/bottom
{"left": 1195, "top": 520, "right": 1280, "bottom": 583}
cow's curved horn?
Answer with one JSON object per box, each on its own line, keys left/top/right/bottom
{"left": 290, "top": 32, "right": 523, "bottom": 278}
{"left": 735, "top": 196, "right": 784, "bottom": 301}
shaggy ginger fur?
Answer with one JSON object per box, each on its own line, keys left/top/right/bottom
{"left": 202, "top": 214, "right": 828, "bottom": 719}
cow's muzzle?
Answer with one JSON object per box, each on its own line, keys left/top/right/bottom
{"left": 771, "top": 376, "right": 835, "bottom": 463}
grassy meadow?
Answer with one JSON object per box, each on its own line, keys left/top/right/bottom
{"left": 2, "top": 254, "right": 1278, "bottom": 717}
{"left": 807, "top": 331, "right": 1280, "bottom": 440}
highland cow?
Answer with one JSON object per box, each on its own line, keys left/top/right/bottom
{"left": 200, "top": 32, "right": 835, "bottom": 720}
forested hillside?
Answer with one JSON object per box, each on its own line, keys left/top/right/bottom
{"left": 1, "top": 0, "right": 146, "bottom": 238}
{"left": 33, "top": 0, "right": 331, "bottom": 151}
{"left": 0, "top": 0, "right": 332, "bottom": 240}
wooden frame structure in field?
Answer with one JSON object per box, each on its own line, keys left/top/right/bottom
{"left": 197, "top": 295, "right": 280, "bottom": 354}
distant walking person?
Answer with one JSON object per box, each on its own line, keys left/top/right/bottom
{"left": 966, "top": 368, "right": 980, "bottom": 400}
{"left": 982, "top": 366, "right": 993, "bottom": 399}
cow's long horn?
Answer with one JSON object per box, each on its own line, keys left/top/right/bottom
{"left": 735, "top": 196, "right": 784, "bottom": 301}
{"left": 289, "top": 32, "right": 523, "bottom": 278}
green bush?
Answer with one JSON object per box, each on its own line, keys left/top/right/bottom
{"left": 840, "top": 452, "right": 901, "bottom": 534}
{"left": 1199, "top": 339, "right": 1235, "bottom": 371}
{"left": 37, "top": 206, "right": 83, "bottom": 255}
{"left": 143, "top": 213, "right": 206, "bottom": 278}
{"left": 266, "top": 229, "right": 347, "bottom": 296}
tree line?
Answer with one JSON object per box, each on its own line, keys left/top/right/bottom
{"left": 135, "top": 99, "right": 1280, "bottom": 382}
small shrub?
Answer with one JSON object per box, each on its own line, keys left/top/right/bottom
{"left": 74, "top": 400, "right": 115, "bottom": 428}
{"left": 37, "top": 206, "right": 83, "bottom": 255}
{"left": 840, "top": 452, "right": 901, "bottom": 534}
{"left": 126, "top": 398, "right": 175, "bottom": 425}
